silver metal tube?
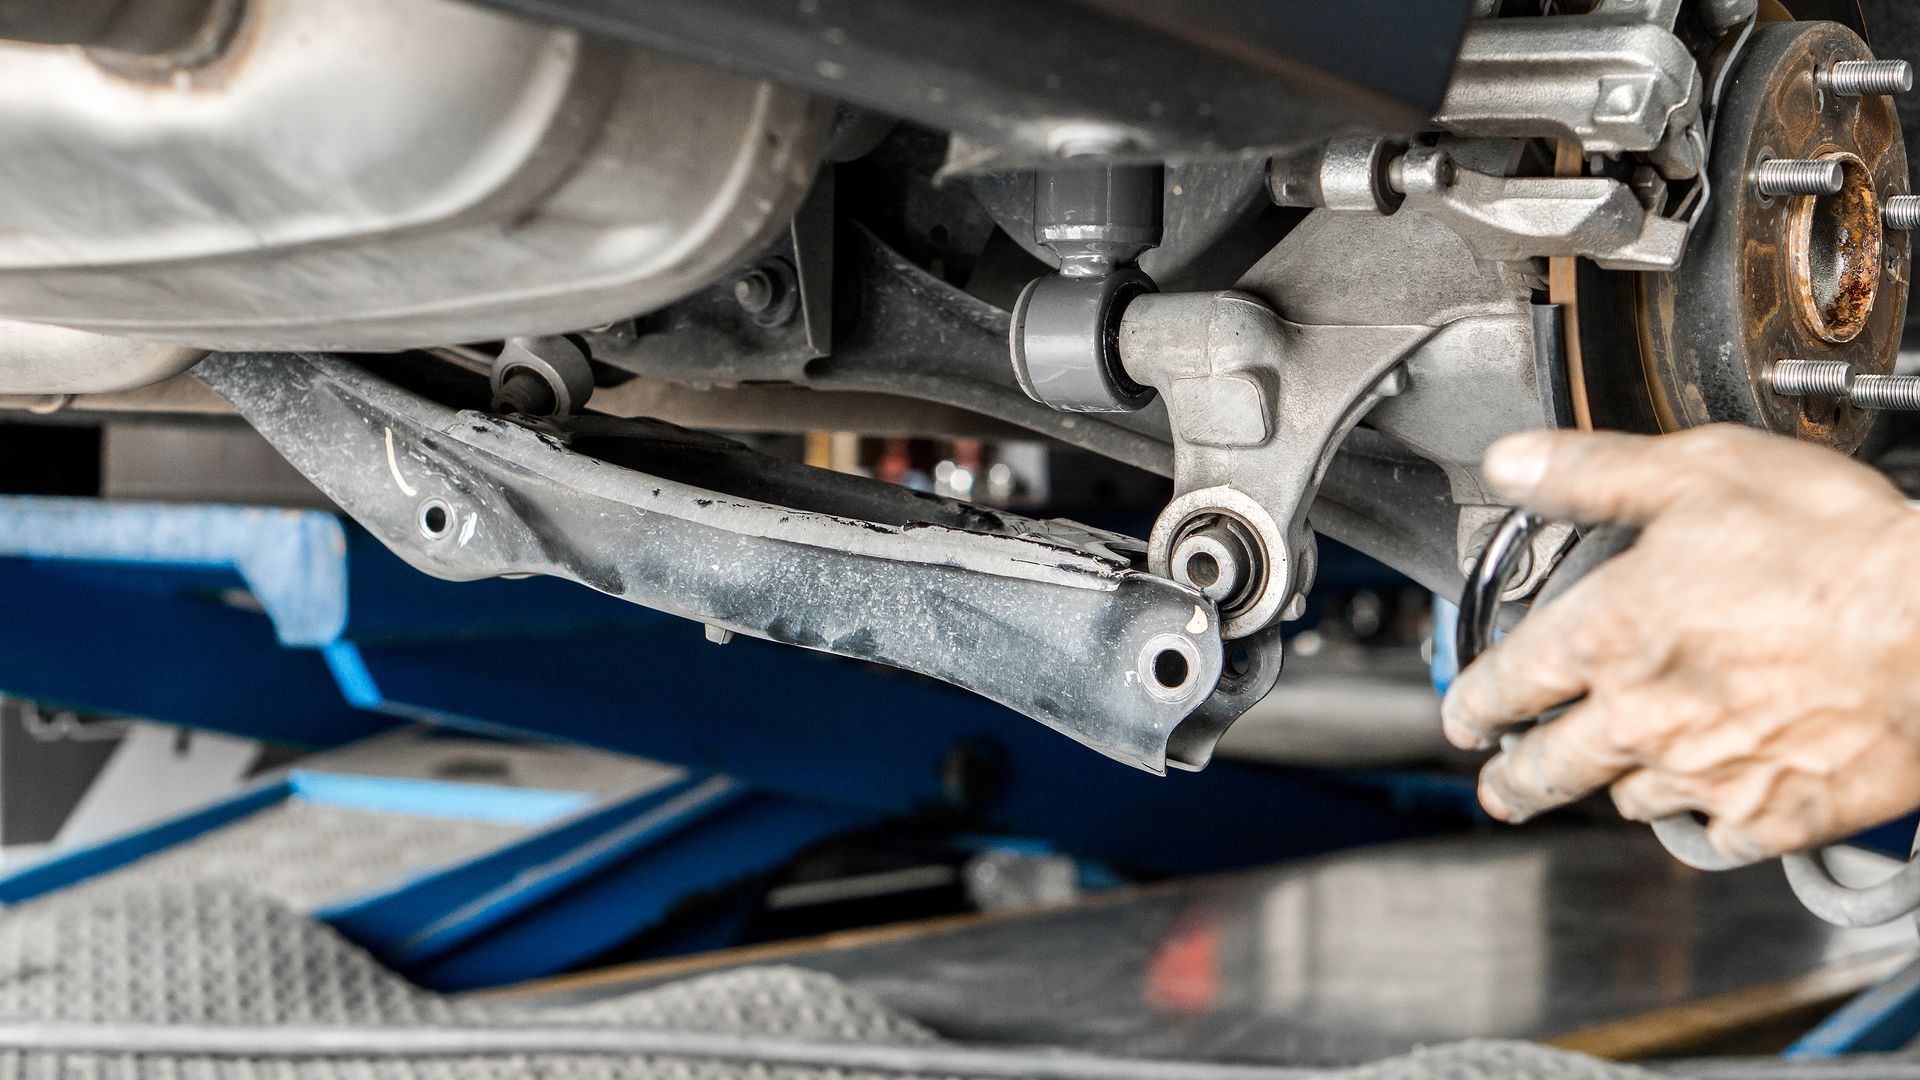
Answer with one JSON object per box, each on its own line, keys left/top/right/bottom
{"left": 1769, "top": 360, "right": 1920, "bottom": 411}
{"left": 1754, "top": 159, "right": 1845, "bottom": 197}
{"left": 1848, "top": 375, "right": 1920, "bottom": 411}
{"left": 1824, "top": 59, "right": 1914, "bottom": 96}
{"left": 1885, "top": 195, "right": 1920, "bottom": 231}
{"left": 1767, "top": 359, "right": 1855, "bottom": 398}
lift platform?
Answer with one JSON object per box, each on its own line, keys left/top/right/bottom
{"left": 492, "top": 824, "right": 1920, "bottom": 1065}
{"left": 0, "top": 728, "right": 874, "bottom": 990}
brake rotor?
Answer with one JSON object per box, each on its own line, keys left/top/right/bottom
{"left": 1560, "top": 2, "right": 1911, "bottom": 452}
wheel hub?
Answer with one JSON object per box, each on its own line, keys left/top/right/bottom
{"left": 1786, "top": 150, "right": 1883, "bottom": 344}
{"left": 1636, "top": 19, "right": 1910, "bottom": 450}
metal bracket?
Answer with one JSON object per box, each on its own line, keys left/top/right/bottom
{"left": 590, "top": 225, "right": 1176, "bottom": 475}
{"left": 1117, "top": 291, "right": 1436, "bottom": 638}
{"left": 1398, "top": 150, "right": 1690, "bottom": 271}
{"left": 1455, "top": 504, "right": 1575, "bottom": 601}
{"left": 193, "top": 353, "right": 1274, "bottom": 776}
{"left": 1438, "top": 5, "right": 1702, "bottom": 174}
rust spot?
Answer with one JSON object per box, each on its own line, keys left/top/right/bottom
{"left": 1788, "top": 152, "right": 1882, "bottom": 344}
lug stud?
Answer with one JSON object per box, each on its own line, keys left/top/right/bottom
{"left": 1770, "top": 359, "right": 1920, "bottom": 411}
{"left": 1823, "top": 59, "right": 1914, "bottom": 97}
{"left": 1767, "top": 359, "right": 1854, "bottom": 398}
{"left": 1753, "top": 159, "right": 1844, "bottom": 198}
{"left": 1885, "top": 195, "right": 1920, "bottom": 232}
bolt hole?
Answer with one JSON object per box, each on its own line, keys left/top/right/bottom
{"left": 1151, "top": 648, "right": 1191, "bottom": 690}
{"left": 1226, "top": 646, "right": 1252, "bottom": 678}
{"left": 419, "top": 499, "right": 453, "bottom": 540}
{"left": 1185, "top": 551, "right": 1220, "bottom": 588}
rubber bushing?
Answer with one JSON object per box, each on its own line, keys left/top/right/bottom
{"left": 1009, "top": 268, "right": 1157, "bottom": 413}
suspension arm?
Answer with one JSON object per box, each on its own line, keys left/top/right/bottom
{"left": 195, "top": 353, "right": 1282, "bottom": 774}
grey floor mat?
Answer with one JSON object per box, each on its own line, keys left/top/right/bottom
{"left": 0, "top": 882, "right": 1685, "bottom": 1080}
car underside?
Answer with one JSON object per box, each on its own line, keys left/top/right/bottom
{"left": 1, "top": 0, "right": 1916, "bottom": 780}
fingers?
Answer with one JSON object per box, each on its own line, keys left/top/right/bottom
{"left": 1499, "top": 744, "right": 1801, "bottom": 861}
{"left": 1482, "top": 429, "right": 1707, "bottom": 524}
{"left": 1478, "top": 697, "right": 1636, "bottom": 822}
{"left": 1458, "top": 425, "right": 1916, "bottom": 853}
{"left": 1484, "top": 424, "right": 1897, "bottom": 526}
{"left": 1707, "top": 815, "right": 1814, "bottom": 865}
{"left": 1609, "top": 767, "right": 1702, "bottom": 823}
{"left": 1706, "top": 771, "right": 1829, "bottom": 862}
{"left": 1442, "top": 573, "right": 1615, "bottom": 749}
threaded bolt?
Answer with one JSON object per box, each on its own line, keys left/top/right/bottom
{"left": 1770, "top": 360, "right": 1920, "bottom": 411}
{"left": 1823, "top": 59, "right": 1914, "bottom": 97}
{"left": 1754, "top": 159, "right": 1845, "bottom": 198}
{"left": 1849, "top": 375, "right": 1920, "bottom": 411}
{"left": 1886, "top": 195, "right": 1920, "bottom": 231}
{"left": 1769, "top": 359, "right": 1855, "bottom": 397}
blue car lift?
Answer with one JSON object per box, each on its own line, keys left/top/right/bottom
{"left": 0, "top": 495, "right": 1473, "bottom": 988}
{"left": 1788, "top": 954, "right": 1920, "bottom": 1057}
{"left": 0, "top": 730, "right": 866, "bottom": 991}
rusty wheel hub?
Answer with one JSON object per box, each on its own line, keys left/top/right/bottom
{"left": 1787, "top": 150, "right": 1883, "bottom": 344}
{"left": 1637, "top": 19, "right": 1909, "bottom": 451}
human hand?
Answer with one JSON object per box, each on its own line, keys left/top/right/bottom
{"left": 1442, "top": 424, "right": 1920, "bottom": 862}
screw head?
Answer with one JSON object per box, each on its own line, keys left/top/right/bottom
{"left": 731, "top": 261, "right": 799, "bottom": 327}
{"left": 1461, "top": 524, "right": 1533, "bottom": 583}
{"left": 733, "top": 269, "right": 775, "bottom": 313}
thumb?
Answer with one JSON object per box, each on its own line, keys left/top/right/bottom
{"left": 1483, "top": 428, "right": 1727, "bottom": 525}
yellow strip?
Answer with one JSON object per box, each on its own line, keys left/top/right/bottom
{"left": 1545, "top": 948, "right": 1916, "bottom": 1060}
